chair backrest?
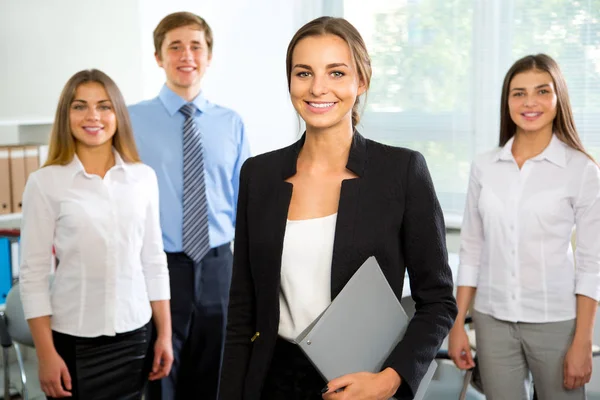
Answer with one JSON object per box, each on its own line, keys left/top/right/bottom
{"left": 4, "top": 282, "right": 34, "bottom": 347}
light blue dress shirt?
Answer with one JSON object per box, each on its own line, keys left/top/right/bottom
{"left": 128, "top": 85, "right": 251, "bottom": 252}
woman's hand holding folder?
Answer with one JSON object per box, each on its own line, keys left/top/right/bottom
{"left": 321, "top": 367, "right": 401, "bottom": 399}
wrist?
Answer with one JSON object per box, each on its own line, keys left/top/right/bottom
{"left": 380, "top": 367, "right": 401, "bottom": 394}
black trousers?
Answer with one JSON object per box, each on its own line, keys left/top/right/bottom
{"left": 261, "top": 337, "right": 327, "bottom": 400}
{"left": 48, "top": 322, "right": 152, "bottom": 400}
{"left": 146, "top": 244, "right": 233, "bottom": 400}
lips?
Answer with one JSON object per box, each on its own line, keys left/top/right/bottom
{"left": 83, "top": 126, "right": 103, "bottom": 135}
{"left": 521, "top": 112, "right": 542, "bottom": 121}
{"left": 305, "top": 101, "right": 336, "bottom": 114}
{"left": 178, "top": 66, "right": 196, "bottom": 72}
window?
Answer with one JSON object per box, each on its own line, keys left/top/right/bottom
{"left": 332, "top": 0, "right": 600, "bottom": 226}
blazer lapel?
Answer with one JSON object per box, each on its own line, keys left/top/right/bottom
{"left": 330, "top": 132, "right": 368, "bottom": 299}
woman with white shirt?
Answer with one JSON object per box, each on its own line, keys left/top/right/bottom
{"left": 448, "top": 54, "right": 600, "bottom": 400}
{"left": 19, "top": 69, "right": 173, "bottom": 399}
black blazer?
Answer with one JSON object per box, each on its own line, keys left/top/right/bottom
{"left": 220, "top": 132, "right": 458, "bottom": 400}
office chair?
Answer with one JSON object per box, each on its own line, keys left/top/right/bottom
{"left": 0, "top": 282, "right": 34, "bottom": 400}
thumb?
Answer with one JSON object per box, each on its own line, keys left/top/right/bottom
{"left": 62, "top": 366, "right": 72, "bottom": 391}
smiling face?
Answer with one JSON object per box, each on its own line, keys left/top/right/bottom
{"left": 289, "top": 34, "right": 366, "bottom": 133}
{"left": 69, "top": 82, "right": 117, "bottom": 152}
{"left": 508, "top": 69, "right": 558, "bottom": 137}
{"left": 156, "top": 24, "right": 212, "bottom": 99}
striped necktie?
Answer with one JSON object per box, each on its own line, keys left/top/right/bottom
{"left": 180, "top": 103, "right": 210, "bottom": 263}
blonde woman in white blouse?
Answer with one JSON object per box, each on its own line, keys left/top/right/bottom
{"left": 449, "top": 54, "right": 600, "bottom": 400}
{"left": 19, "top": 69, "right": 173, "bottom": 399}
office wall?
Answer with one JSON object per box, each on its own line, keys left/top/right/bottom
{"left": 0, "top": 0, "right": 144, "bottom": 120}
{"left": 0, "top": 0, "right": 306, "bottom": 155}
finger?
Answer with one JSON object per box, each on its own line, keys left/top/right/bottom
{"left": 152, "top": 349, "right": 162, "bottom": 373}
{"left": 564, "top": 374, "right": 576, "bottom": 390}
{"left": 325, "top": 375, "right": 354, "bottom": 394}
{"left": 54, "top": 380, "right": 72, "bottom": 397}
{"left": 62, "top": 367, "right": 73, "bottom": 391}
{"left": 464, "top": 350, "right": 475, "bottom": 367}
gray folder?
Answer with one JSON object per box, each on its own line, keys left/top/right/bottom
{"left": 294, "top": 256, "right": 437, "bottom": 400}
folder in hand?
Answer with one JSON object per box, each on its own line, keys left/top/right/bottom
{"left": 293, "top": 256, "right": 437, "bottom": 400}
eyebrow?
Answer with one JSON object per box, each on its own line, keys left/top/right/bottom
{"left": 510, "top": 83, "right": 551, "bottom": 91}
{"left": 167, "top": 40, "right": 204, "bottom": 46}
{"left": 293, "top": 63, "right": 350, "bottom": 70}
{"left": 72, "top": 99, "right": 112, "bottom": 103}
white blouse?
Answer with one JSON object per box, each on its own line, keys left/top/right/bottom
{"left": 458, "top": 134, "right": 600, "bottom": 323}
{"left": 19, "top": 151, "right": 170, "bottom": 337}
{"left": 278, "top": 213, "right": 337, "bottom": 341}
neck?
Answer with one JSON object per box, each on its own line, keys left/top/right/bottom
{"left": 167, "top": 81, "right": 201, "bottom": 102}
{"left": 300, "top": 122, "right": 354, "bottom": 173}
{"left": 76, "top": 142, "right": 115, "bottom": 178}
{"left": 512, "top": 126, "right": 553, "bottom": 160}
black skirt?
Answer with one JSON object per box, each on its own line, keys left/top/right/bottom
{"left": 261, "top": 337, "right": 327, "bottom": 400}
{"left": 48, "top": 322, "right": 153, "bottom": 400}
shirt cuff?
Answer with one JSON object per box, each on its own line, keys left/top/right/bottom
{"left": 575, "top": 272, "right": 600, "bottom": 301}
{"left": 22, "top": 292, "right": 53, "bottom": 320}
{"left": 145, "top": 277, "right": 171, "bottom": 301}
{"left": 457, "top": 264, "right": 479, "bottom": 287}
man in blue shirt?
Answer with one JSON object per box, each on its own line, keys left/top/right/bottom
{"left": 128, "top": 11, "right": 250, "bottom": 400}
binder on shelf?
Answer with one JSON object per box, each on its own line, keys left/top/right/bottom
{"left": 8, "top": 146, "right": 26, "bottom": 214}
{"left": 24, "top": 145, "right": 40, "bottom": 178}
{"left": 294, "top": 256, "right": 437, "bottom": 400}
{"left": 0, "top": 237, "right": 12, "bottom": 305}
{"left": 0, "top": 147, "right": 11, "bottom": 215}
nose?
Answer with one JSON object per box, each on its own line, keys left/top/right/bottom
{"left": 524, "top": 94, "right": 537, "bottom": 107}
{"left": 309, "top": 75, "right": 328, "bottom": 96}
{"left": 179, "top": 46, "right": 193, "bottom": 61}
{"left": 85, "top": 107, "right": 100, "bottom": 120}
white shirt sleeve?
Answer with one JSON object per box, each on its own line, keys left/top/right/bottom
{"left": 573, "top": 160, "right": 600, "bottom": 301}
{"left": 19, "top": 174, "right": 55, "bottom": 319}
{"left": 141, "top": 169, "right": 170, "bottom": 301}
{"left": 457, "top": 161, "right": 484, "bottom": 287}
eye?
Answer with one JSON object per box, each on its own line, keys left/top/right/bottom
{"left": 72, "top": 104, "right": 85, "bottom": 110}
{"left": 192, "top": 46, "right": 202, "bottom": 51}
{"left": 331, "top": 71, "right": 345, "bottom": 78}
{"left": 539, "top": 89, "right": 550, "bottom": 94}
{"left": 296, "top": 71, "right": 311, "bottom": 78}
{"left": 169, "top": 45, "right": 180, "bottom": 51}
{"left": 99, "top": 105, "right": 112, "bottom": 111}
{"left": 512, "top": 92, "right": 524, "bottom": 97}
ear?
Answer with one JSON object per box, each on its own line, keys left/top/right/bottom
{"left": 357, "top": 78, "right": 367, "bottom": 97}
{"left": 155, "top": 51, "right": 163, "bottom": 68}
{"left": 207, "top": 51, "right": 213, "bottom": 67}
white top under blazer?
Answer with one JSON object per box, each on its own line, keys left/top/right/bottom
{"left": 19, "top": 151, "right": 170, "bottom": 337}
{"left": 278, "top": 213, "right": 337, "bottom": 341}
{"left": 457, "top": 134, "right": 600, "bottom": 323}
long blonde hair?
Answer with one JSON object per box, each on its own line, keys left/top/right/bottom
{"left": 44, "top": 69, "right": 140, "bottom": 167}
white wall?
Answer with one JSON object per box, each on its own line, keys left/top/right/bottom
{"left": 0, "top": 0, "right": 144, "bottom": 120}
{"left": 0, "top": 0, "right": 308, "bottom": 155}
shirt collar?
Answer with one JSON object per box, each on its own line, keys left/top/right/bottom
{"left": 158, "top": 84, "right": 209, "bottom": 117}
{"left": 66, "top": 148, "right": 132, "bottom": 179}
{"left": 494, "top": 134, "right": 567, "bottom": 168}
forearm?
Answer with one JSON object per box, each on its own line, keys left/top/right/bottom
{"left": 573, "top": 294, "right": 598, "bottom": 344}
{"left": 453, "top": 286, "right": 477, "bottom": 328}
{"left": 150, "top": 300, "right": 172, "bottom": 340}
{"left": 27, "top": 316, "right": 56, "bottom": 358}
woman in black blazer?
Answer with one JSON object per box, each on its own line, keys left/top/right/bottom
{"left": 220, "top": 16, "right": 457, "bottom": 400}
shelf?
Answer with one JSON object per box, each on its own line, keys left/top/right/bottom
{"left": 0, "top": 213, "right": 22, "bottom": 222}
{"left": 0, "top": 118, "right": 53, "bottom": 126}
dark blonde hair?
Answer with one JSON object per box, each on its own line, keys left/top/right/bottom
{"left": 44, "top": 69, "right": 140, "bottom": 167}
{"left": 500, "top": 54, "right": 592, "bottom": 161}
{"left": 154, "top": 12, "right": 213, "bottom": 59}
{"left": 286, "top": 16, "right": 372, "bottom": 127}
